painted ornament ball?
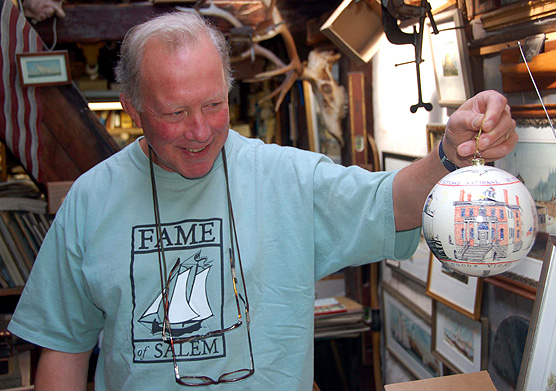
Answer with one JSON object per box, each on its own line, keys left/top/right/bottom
{"left": 422, "top": 164, "right": 538, "bottom": 277}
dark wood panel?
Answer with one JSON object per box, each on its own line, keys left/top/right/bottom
{"left": 38, "top": 122, "right": 84, "bottom": 183}
{"left": 38, "top": 85, "right": 120, "bottom": 182}
{"left": 33, "top": 2, "right": 177, "bottom": 43}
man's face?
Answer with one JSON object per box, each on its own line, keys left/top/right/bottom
{"left": 122, "top": 36, "right": 230, "bottom": 179}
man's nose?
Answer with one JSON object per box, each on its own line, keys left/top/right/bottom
{"left": 184, "top": 113, "right": 211, "bottom": 142}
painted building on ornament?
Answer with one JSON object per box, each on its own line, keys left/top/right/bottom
{"left": 451, "top": 187, "right": 523, "bottom": 262}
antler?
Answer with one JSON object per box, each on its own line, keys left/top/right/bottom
{"left": 237, "top": 1, "right": 303, "bottom": 112}
{"left": 181, "top": 1, "right": 344, "bottom": 146}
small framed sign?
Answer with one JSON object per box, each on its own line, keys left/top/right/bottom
{"left": 16, "top": 51, "right": 71, "bottom": 87}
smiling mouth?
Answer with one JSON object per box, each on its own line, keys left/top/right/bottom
{"left": 186, "top": 146, "right": 206, "bottom": 153}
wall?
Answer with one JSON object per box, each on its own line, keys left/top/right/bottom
{"left": 372, "top": 30, "right": 449, "bottom": 161}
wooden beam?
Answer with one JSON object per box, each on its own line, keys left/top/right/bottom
{"left": 33, "top": 2, "right": 177, "bottom": 43}
{"left": 38, "top": 85, "right": 120, "bottom": 183}
{"left": 32, "top": 1, "right": 270, "bottom": 44}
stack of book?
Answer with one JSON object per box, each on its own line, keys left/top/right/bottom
{"left": 314, "top": 296, "right": 369, "bottom": 338}
{"left": 0, "top": 181, "right": 52, "bottom": 289}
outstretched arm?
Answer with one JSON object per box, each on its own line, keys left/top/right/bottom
{"left": 35, "top": 348, "right": 93, "bottom": 391}
{"left": 392, "top": 90, "right": 517, "bottom": 232}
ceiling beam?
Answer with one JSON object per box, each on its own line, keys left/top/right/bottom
{"left": 33, "top": 2, "right": 179, "bottom": 43}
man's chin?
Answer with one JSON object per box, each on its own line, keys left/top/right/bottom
{"left": 179, "top": 164, "right": 215, "bottom": 180}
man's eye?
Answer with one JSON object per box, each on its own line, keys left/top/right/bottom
{"left": 164, "top": 110, "right": 184, "bottom": 118}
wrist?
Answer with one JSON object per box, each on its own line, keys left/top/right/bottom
{"left": 438, "top": 138, "right": 459, "bottom": 172}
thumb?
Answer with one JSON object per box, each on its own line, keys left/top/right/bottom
{"left": 51, "top": 2, "right": 66, "bottom": 18}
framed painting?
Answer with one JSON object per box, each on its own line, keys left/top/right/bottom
{"left": 484, "top": 255, "right": 541, "bottom": 301}
{"left": 426, "top": 254, "right": 483, "bottom": 320}
{"left": 16, "top": 51, "right": 71, "bottom": 87}
{"left": 382, "top": 152, "right": 419, "bottom": 172}
{"left": 427, "top": 9, "right": 472, "bottom": 107}
{"left": 474, "top": 0, "right": 500, "bottom": 15}
{"left": 426, "top": 124, "right": 446, "bottom": 153}
{"left": 382, "top": 283, "right": 444, "bottom": 379}
{"left": 489, "top": 127, "right": 553, "bottom": 298}
{"left": 432, "top": 300, "right": 488, "bottom": 374}
{"left": 494, "top": 139, "right": 556, "bottom": 261}
{"left": 396, "top": 236, "right": 431, "bottom": 287}
{"left": 302, "top": 80, "right": 341, "bottom": 163}
{"left": 516, "top": 235, "right": 556, "bottom": 391}
{"left": 428, "top": 0, "right": 457, "bottom": 14}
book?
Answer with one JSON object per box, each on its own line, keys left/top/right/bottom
{"left": 314, "top": 296, "right": 369, "bottom": 338}
{"left": 314, "top": 323, "right": 370, "bottom": 339}
{"left": 0, "top": 198, "right": 47, "bottom": 215}
{"left": 0, "top": 232, "right": 25, "bottom": 287}
{"left": 0, "top": 212, "right": 34, "bottom": 274}
{"left": 0, "top": 188, "right": 52, "bottom": 287}
{"left": 314, "top": 296, "right": 364, "bottom": 318}
{"left": 314, "top": 297, "right": 347, "bottom": 316}
{"left": 12, "top": 213, "right": 38, "bottom": 258}
{"left": 0, "top": 264, "right": 11, "bottom": 288}
{"left": 0, "top": 214, "right": 29, "bottom": 281}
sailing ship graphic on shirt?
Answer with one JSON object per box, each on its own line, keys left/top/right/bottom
{"left": 139, "top": 251, "right": 214, "bottom": 337}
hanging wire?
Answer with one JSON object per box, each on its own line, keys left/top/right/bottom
{"left": 517, "top": 41, "right": 556, "bottom": 139}
{"left": 46, "top": 16, "right": 58, "bottom": 51}
{"left": 17, "top": 0, "right": 61, "bottom": 51}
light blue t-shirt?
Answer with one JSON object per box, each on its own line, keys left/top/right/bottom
{"left": 9, "top": 130, "right": 419, "bottom": 390}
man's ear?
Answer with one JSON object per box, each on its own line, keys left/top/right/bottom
{"left": 120, "top": 93, "right": 142, "bottom": 129}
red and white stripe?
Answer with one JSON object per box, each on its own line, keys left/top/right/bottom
{"left": 1, "top": 0, "right": 44, "bottom": 182}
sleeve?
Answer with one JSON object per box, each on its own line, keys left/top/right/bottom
{"left": 313, "top": 164, "right": 421, "bottom": 280}
{"left": 8, "top": 200, "right": 104, "bottom": 353}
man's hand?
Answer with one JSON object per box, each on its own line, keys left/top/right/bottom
{"left": 392, "top": 90, "right": 517, "bottom": 231}
{"left": 441, "top": 90, "right": 517, "bottom": 168}
{"left": 23, "top": 0, "right": 66, "bottom": 24}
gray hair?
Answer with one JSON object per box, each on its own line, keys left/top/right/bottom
{"left": 114, "top": 11, "right": 233, "bottom": 110}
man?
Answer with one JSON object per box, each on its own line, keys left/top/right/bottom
{"left": 9, "top": 11, "right": 516, "bottom": 391}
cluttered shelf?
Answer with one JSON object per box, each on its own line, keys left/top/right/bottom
{"left": 88, "top": 102, "right": 143, "bottom": 148}
{"left": 314, "top": 296, "right": 369, "bottom": 339}
{"left": 0, "top": 177, "right": 51, "bottom": 293}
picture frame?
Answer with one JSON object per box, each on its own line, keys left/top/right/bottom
{"left": 302, "top": 79, "right": 341, "bottom": 163}
{"left": 432, "top": 300, "right": 488, "bottom": 374}
{"left": 320, "top": 0, "right": 384, "bottom": 64}
{"left": 484, "top": 255, "right": 541, "bottom": 301}
{"left": 426, "top": 124, "right": 446, "bottom": 153}
{"left": 382, "top": 283, "right": 444, "bottom": 379}
{"left": 516, "top": 235, "right": 556, "bottom": 391}
{"left": 382, "top": 152, "right": 419, "bottom": 172}
{"left": 396, "top": 236, "right": 431, "bottom": 287}
{"left": 16, "top": 51, "right": 71, "bottom": 87}
{"left": 426, "top": 254, "right": 483, "bottom": 320}
{"left": 303, "top": 79, "right": 319, "bottom": 154}
{"left": 494, "top": 139, "right": 556, "bottom": 261}
{"left": 427, "top": 9, "right": 472, "bottom": 107}
{"left": 474, "top": 0, "right": 500, "bottom": 15}
{"left": 428, "top": 0, "right": 457, "bottom": 14}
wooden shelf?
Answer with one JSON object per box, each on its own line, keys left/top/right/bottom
{"left": 0, "top": 287, "right": 23, "bottom": 297}
{"left": 481, "top": 0, "right": 556, "bottom": 31}
{"left": 499, "top": 40, "right": 556, "bottom": 93}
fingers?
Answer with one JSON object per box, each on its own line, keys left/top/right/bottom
{"left": 452, "top": 91, "right": 516, "bottom": 162}
{"left": 23, "top": 0, "right": 65, "bottom": 23}
{"left": 52, "top": 2, "right": 66, "bottom": 18}
{"left": 477, "top": 104, "right": 515, "bottom": 150}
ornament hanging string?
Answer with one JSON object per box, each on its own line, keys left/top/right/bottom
{"left": 517, "top": 41, "right": 556, "bottom": 139}
{"left": 472, "top": 126, "right": 485, "bottom": 165}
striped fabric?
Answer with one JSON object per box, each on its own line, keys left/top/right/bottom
{"left": 0, "top": 0, "right": 44, "bottom": 182}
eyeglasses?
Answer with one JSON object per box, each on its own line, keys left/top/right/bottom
{"left": 149, "top": 146, "right": 254, "bottom": 386}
